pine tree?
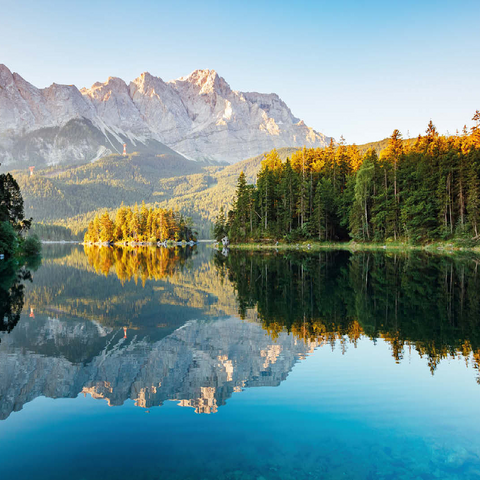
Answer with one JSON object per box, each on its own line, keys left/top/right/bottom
{"left": 351, "top": 156, "right": 375, "bottom": 241}
{"left": 0, "top": 173, "right": 31, "bottom": 232}
{"left": 213, "top": 207, "right": 227, "bottom": 241}
{"left": 383, "top": 130, "right": 404, "bottom": 239}
{"left": 313, "top": 178, "right": 335, "bottom": 241}
{"left": 231, "top": 171, "right": 251, "bottom": 240}
{"left": 467, "top": 162, "right": 480, "bottom": 238}
{"left": 261, "top": 149, "right": 283, "bottom": 171}
{"left": 130, "top": 203, "right": 141, "bottom": 241}
{"left": 99, "top": 212, "right": 115, "bottom": 243}
{"left": 92, "top": 216, "right": 101, "bottom": 242}
{"left": 279, "top": 159, "right": 297, "bottom": 234}
{"left": 114, "top": 205, "right": 128, "bottom": 241}
{"left": 155, "top": 210, "right": 168, "bottom": 241}
{"left": 140, "top": 201, "right": 149, "bottom": 240}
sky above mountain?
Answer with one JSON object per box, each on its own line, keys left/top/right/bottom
{"left": 0, "top": 0, "right": 478, "bottom": 144}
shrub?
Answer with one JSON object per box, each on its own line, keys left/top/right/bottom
{"left": 22, "top": 235, "right": 42, "bottom": 257}
{"left": 0, "top": 221, "right": 18, "bottom": 258}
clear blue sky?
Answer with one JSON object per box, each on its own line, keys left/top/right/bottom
{"left": 0, "top": 0, "right": 478, "bottom": 144}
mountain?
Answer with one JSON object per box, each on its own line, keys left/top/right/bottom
{"left": 0, "top": 64, "right": 331, "bottom": 167}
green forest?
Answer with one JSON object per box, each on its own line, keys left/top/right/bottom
{"left": 84, "top": 203, "right": 196, "bottom": 243}
{"left": 220, "top": 114, "right": 480, "bottom": 245}
{"left": 0, "top": 172, "right": 41, "bottom": 258}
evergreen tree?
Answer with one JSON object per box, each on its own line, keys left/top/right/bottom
{"left": 351, "top": 156, "right": 375, "bottom": 241}
{"left": 213, "top": 207, "right": 227, "bottom": 241}
{"left": 467, "top": 162, "right": 480, "bottom": 238}
{"left": 99, "top": 212, "right": 115, "bottom": 243}
{"left": 382, "top": 129, "right": 404, "bottom": 239}
{"left": 224, "top": 119, "right": 480, "bottom": 245}
{"left": 313, "top": 178, "right": 335, "bottom": 240}
{"left": 130, "top": 203, "right": 141, "bottom": 241}
{"left": 230, "top": 171, "right": 251, "bottom": 241}
{"left": 0, "top": 173, "right": 31, "bottom": 232}
{"left": 279, "top": 159, "right": 297, "bottom": 235}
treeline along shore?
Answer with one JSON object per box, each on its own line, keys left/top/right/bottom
{"left": 216, "top": 114, "right": 480, "bottom": 248}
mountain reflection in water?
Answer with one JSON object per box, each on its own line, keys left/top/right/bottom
{"left": 0, "top": 314, "right": 318, "bottom": 420}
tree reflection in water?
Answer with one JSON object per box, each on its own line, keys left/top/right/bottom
{"left": 83, "top": 245, "right": 195, "bottom": 284}
{"left": 215, "top": 249, "right": 480, "bottom": 381}
{"left": 0, "top": 256, "right": 41, "bottom": 337}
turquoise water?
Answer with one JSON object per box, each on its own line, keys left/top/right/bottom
{"left": 1, "top": 244, "right": 480, "bottom": 479}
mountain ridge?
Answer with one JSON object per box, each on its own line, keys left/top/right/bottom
{"left": 0, "top": 64, "right": 331, "bottom": 167}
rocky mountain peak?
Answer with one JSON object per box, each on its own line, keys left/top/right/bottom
{"left": 178, "top": 68, "right": 219, "bottom": 83}
{"left": 173, "top": 69, "right": 231, "bottom": 97}
{"left": 81, "top": 76, "right": 129, "bottom": 100}
{"left": 129, "top": 72, "right": 170, "bottom": 98}
{"left": 0, "top": 64, "right": 332, "bottom": 166}
{"left": 0, "top": 63, "right": 13, "bottom": 83}
{"left": 137, "top": 71, "right": 155, "bottom": 83}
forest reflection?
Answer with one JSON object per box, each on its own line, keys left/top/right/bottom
{"left": 83, "top": 244, "right": 195, "bottom": 284}
{"left": 215, "top": 250, "right": 480, "bottom": 381}
{"left": 0, "top": 256, "right": 41, "bottom": 338}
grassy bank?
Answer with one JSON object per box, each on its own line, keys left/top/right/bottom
{"left": 228, "top": 240, "right": 480, "bottom": 254}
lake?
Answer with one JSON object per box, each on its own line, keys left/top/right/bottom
{"left": 1, "top": 244, "right": 480, "bottom": 479}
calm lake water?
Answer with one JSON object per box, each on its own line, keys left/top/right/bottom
{"left": 1, "top": 244, "right": 480, "bottom": 479}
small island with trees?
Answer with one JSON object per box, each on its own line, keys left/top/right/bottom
{"left": 216, "top": 113, "right": 480, "bottom": 250}
{"left": 84, "top": 203, "right": 196, "bottom": 245}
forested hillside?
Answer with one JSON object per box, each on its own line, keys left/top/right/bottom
{"left": 12, "top": 147, "right": 297, "bottom": 239}
{"left": 223, "top": 116, "right": 480, "bottom": 245}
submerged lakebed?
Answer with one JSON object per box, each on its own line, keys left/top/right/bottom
{"left": 1, "top": 243, "right": 480, "bottom": 479}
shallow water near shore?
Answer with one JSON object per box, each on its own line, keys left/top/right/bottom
{"left": 1, "top": 244, "right": 480, "bottom": 480}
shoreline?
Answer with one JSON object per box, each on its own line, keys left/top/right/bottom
{"left": 81, "top": 240, "right": 198, "bottom": 247}
{"left": 41, "top": 240, "right": 80, "bottom": 244}
{"left": 41, "top": 239, "right": 215, "bottom": 245}
{"left": 227, "top": 241, "right": 480, "bottom": 254}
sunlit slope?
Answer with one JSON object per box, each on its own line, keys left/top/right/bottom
{"left": 355, "top": 137, "right": 416, "bottom": 155}
{"left": 15, "top": 147, "right": 297, "bottom": 238}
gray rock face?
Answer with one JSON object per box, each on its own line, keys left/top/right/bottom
{"left": 0, "top": 64, "right": 331, "bottom": 166}
{"left": 0, "top": 315, "right": 319, "bottom": 419}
